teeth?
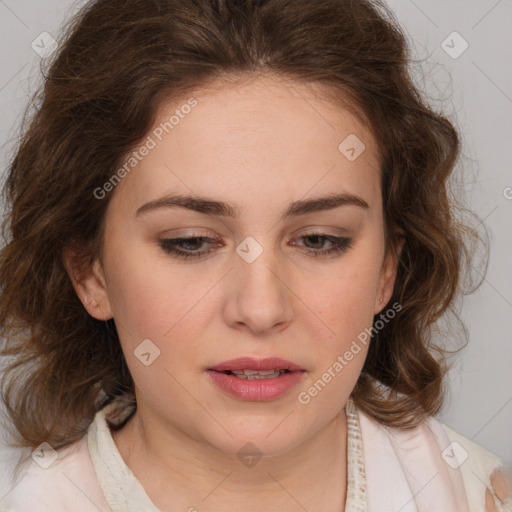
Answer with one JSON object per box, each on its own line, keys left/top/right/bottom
{"left": 230, "top": 369, "right": 286, "bottom": 379}
{"left": 232, "top": 369, "right": 280, "bottom": 376}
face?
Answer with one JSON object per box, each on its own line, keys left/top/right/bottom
{"left": 67, "top": 74, "right": 401, "bottom": 458}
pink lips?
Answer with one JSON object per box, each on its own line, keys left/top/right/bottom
{"left": 208, "top": 357, "right": 305, "bottom": 372}
{"left": 206, "top": 357, "right": 306, "bottom": 401}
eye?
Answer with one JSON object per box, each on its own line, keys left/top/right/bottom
{"left": 293, "top": 232, "right": 353, "bottom": 258}
{"left": 158, "top": 232, "right": 353, "bottom": 260}
{"left": 159, "top": 236, "right": 221, "bottom": 260}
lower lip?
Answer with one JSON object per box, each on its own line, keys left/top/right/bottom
{"left": 206, "top": 370, "right": 306, "bottom": 401}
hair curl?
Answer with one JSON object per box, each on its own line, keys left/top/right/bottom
{"left": 0, "top": 0, "right": 486, "bottom": 474}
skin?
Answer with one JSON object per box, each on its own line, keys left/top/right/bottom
{"left": 486, "top": 468, "right": 512, "bottom": 511}
{"left": 65, "top": 73, "right": 404, "bottom": 511}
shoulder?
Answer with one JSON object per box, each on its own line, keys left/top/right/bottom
{"left": 355, "top": 403, "right": 510, "bottom": 511}
{"left": 442, "top": 423, "right": 502, "bottom": 480}
{"left": 442, "top": 423, "right": 512, "bottom": 512}
{"left": 0, "top": 435, "right": 111, "bottom": 512}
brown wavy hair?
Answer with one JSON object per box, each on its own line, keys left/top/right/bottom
{"left": 0, "top": 0, "right": 486, "bottom": 474}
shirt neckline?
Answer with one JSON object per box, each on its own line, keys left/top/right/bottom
{"left": 87, "top": 395, "right": 367, "bottom": 512}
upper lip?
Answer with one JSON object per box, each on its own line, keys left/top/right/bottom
{"left": 208, "top": 357, "right": 305, "bottom": 372}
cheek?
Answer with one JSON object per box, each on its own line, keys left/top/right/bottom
{"left": 110, "top": 275, "right": 205, "bottom": 341}
{"left": 102, "top": 242, "right": 184, "bottom": 339}
{"left": 307, "top": 251, "right": 382, "bottom": 338}
{"left": 297, "top": 268, "right": 378, "bottom": 408}
{"left": 104, "top": 244, "right": 221, "bottom": 362}
{"left": 103, "top": 258, "right": 211, "bottom": 391}
{"left": 303, "top": 284, "right": 374, "bottom": 382}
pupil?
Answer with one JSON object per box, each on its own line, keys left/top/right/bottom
{"left": 306, "top": 235, "right": 324, "bottom": 248}
{"left": 183, "top": 238, "right": 202, "bottom": 250}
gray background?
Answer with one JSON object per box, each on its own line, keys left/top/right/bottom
{"left": 0, "top": 0, "right": 511, "bottom": 492}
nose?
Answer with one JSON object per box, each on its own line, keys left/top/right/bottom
{"left": 223, "top": 241, "right": 294, "bottom": 336}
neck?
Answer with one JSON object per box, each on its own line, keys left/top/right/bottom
{"left": 111, "top": 405, "right": 348, "bottom": 512}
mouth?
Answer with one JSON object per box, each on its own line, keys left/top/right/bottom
{"left": 211, "top": 369, "right": 293, "bottom": 380}
{"left": 205, "top": 357, "right": 306, "bottom": 401}
{"left": 207, "top": 356, "right": 305, "bottom": 373}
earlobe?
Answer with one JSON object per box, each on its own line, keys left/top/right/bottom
{"left": 62, "top": 247, "right": 113, "bottom": 321}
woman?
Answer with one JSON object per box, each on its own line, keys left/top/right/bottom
{"left": 0, "top": 0, "right": 510, "bottom": 510}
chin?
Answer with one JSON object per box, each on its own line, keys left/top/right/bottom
{"left": 202, "top": 423, "right": 307, "bottom": 461}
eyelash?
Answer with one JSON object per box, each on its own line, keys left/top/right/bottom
{"left": 158, "top": 232, "right": 353, "bottom": 260}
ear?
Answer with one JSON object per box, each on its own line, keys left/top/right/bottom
{"left": 374, "top": 234, "right": 405, "bottom": 315}
{"left": 62, "top": 246, "right": 113, "bottom": 321}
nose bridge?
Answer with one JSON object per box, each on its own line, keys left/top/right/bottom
{"left": 235, "top": 234, "right": 283, "bottom": 298}
{"left": 226, "top": 235, "right": 293, "bottom": 333}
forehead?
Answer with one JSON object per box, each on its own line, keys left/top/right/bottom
{"left": 108, "top": 74, "right": 381, "bottom": 219}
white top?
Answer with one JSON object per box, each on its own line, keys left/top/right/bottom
{"left": 0, "top": 396, "right": 509, "bottom": 511}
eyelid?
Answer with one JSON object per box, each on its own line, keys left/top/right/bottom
{"left": 160, "top": 226, "right": 350, "bottom": 243}
{"left": 296, "top": 226, "right": 350, "bottom": 235}
{"left": 159, "top": 228, "right": 221, "bottom": 240}
{"left": 289, "top": 221, "right": 352, "bottom": 233}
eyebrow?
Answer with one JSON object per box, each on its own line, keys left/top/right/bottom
{"left": 135, "top": 192, "right": 369, "bottom": 220}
